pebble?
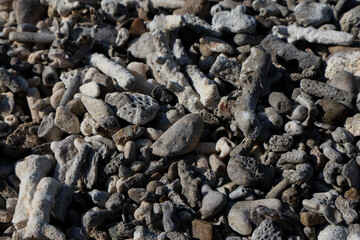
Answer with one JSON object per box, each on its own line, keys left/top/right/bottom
{"left": 151, "top": 114, "right": 204, "bottom": 157}
{"left": 345, "top": 113, "right": 360, "bottom": 137}
{"left": 54, "top": 106, "right": 80, "bottom": 134}
{"left": 300, "top": 211, "right": 327, "bottom": 227}
{"left": 192, "top": 219, "right": 213, "bottom": 240}
{"left": 294, "top": 1, "right": 333, "bottom": 27}
{"left": 200, "top": 184, "right": 227, "bottom": 219}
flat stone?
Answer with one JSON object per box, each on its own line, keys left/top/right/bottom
{"left": 192, "top": 219, "right": 212, "bottom": 240}
{"left": 151, "top": 114, "right": 204, "bottom": 157}
{"left": 200, "top": 184, "right": 227, "bottom": 219}
{"left": 105, "top": 92, "right": 159, "bottom": 125}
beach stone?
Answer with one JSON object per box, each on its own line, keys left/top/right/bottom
{"left": 14, "top": 0, "right": 47, "bottom": 25}
{"left": 228, "top": 199, "right": 282, "bottom": 236}
{"left": 327, "top": 71, "right": 357, "bottom": 94}
{"left": 251, "top": 219, "right": 282, "bottom": 240}
{"left": 105, "top": 92, "right": 159, "bottom": 125}
{"left": 344, "top": 188, "right": 360, "bottom": 203}
{"left": 316, "top": 99, "right": 348, "bottom": 125}
{"left": 37, "top": 112, "right": 64, "bottom": 142}
{"left": 54, "top": 106, "right": 80, "bottom": 134}
{"left": 200, "top": 184, "right": 227, "bottom": 219}
{"left": 151, "top": 114, "right": 204, "bottom": 157}
{"left": 79, "top": 82, "right": 101, "bottom": 98}
{"left": 212, "top": 5, "right": 256, "bottom": 33}
{"left": 294, "top": 1, "right": 332, "bottom": 27}
{"left": 300, "top": 212, "right": 326, "bottom": 226}
{"left": 318, "top": 225, "right": 348, "bottom": 240}
{"left": 192, "top": 219, "right": 212, "bottom": 240}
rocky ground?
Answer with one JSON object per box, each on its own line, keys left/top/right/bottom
{"left": 0, "top": 0, "right": 360, "bottom": 239}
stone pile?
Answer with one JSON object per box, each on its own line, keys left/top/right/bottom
{"left": 0, "top": 0, "right": 360, "bottom": 239}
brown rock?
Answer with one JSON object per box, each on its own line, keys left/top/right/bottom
{"left": 344, "top": 188, "right": 360, "bottom": 203}
{"left": 129, "top": 18, "right": 147, "bottom": 36}
{"left": 112, "top": 125, "right": 144, "bottom": 145}
{"left": 192, "top": 219, "right": 213, "bottom": 240}
{"left": 174, "top": 0, "right": 210, "bottom": 19}
{"left": 316, "top": 99, "right": 348, "bottom": 125}
{"left": 300, "top": 212, "right": 326, "bottom": 226}
{"left": 6, "top": 121, "right": 44, "bottom": 149}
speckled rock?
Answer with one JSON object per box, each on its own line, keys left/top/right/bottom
{"left": 151, "top": 114, "right": 204, "bottom": 157}
{"left": 294, "top": 1, "right": 332, "bottom": 27}
{"left": 105, "top": 92, "right": 159, "bottom": 125}
{"left": 317, "top": 225, "right": 348, "bottom": 240}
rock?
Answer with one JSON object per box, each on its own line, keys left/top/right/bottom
{"left": 14, "top": 0, "right": 47, "bottom": 25}
{"left": 268, "top": 92, "right": 292, "bottom": 114}
{"left": 212, "top": 5, "right": 257, "bottom": 33}
{"left": 200, "top": 184, "right": 227, "bottom": 219}
{"left": 174, "top": 0, "right": 210, "bottom": 19}
{"left": 162, "top": 201, "right": 179, "bottom": 232}
{"left": 227, "top": 154, "right": 274, "bottom": 188}
{"left": 318, "top": 99, "right": 348, "bottom": 126}
{"left": 317, "top": 225, "right": 348, "bottom": 240}
{"left": 345, "top": 114, "right": 360, "bottom": 137}
{"left": 0, "top": 92, "right": 15, "bottom": 118}
{"left": 151, "top": 114, "right": 204, "bottom": 157}
{"left": 228, "top": 199, "right": 282, "bottom": 235}
{"left": 79, "top": 82, "right": 101, "bottom": 98}
{"left": 335, "top": 195, "right": 358, "bottom": 224}
{"left": 129, "top": 18, "right": 147, "bottom": 36}
{"left": 101, "top": 0, "right": 128, "bottom": 23}
{"left": 54, "top": 106, "right": 80, "bottom": 135}
{"left": 325, "top": 51, "right": 360, "bottom": 80}
{"left": 128, "top": 32, "right": 155, "bottom": 59}
{"left": 105, "top": 92, "right": 159, "bottom": 125}
{"left": 37, "top": 112, "right": 64, "bottom": 142}
{"left": 340, "top": 6, "right": 360, "bottom": 34}
{"left": 327, "top": 71, "right": 358, "bottom": 94}
{"left": 251, "top": 219, "right": 282, "bottom": 240}
{"left": 294, "top": 1, "right": 332, "bottom": 27}
{"left": 300, "top": 212, "right": 327, "bottom": 226}
{"left": 342, "top": 159, "right": 360, "bottom": 189}
{"left": 192, "top": 219, "right": 213, "bottom": 240}
{"left": 344, "top": 188, "right": 360, "bottom": 203}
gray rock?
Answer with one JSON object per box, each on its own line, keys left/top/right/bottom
{"left": 227, "top": 154, "right": 274, "bottom": 188}
{"left": 200, "top": 184, "right": 227, "bottom": 219}
{"left": 335, "top": 195, "right": 358, "bottom": 224}
{"left": 261, "top": 34, "right": 321, "bottom": 72}
{"left": 251, "top": 219, "right": 282, "bottom": 240}
{"left": 105, "top": 92, "right": 159, "bottom": 125}
{"left": 212, "top": 5, "right": 257, "bottom": 33}
{"left": 264, "top": 134, "right": 293, "bottom": 152}
{"left": 342, "top": 159, "right": 360, "bottom": 189}
{"left": 54, "top": 106, "right": 80, "bottom": 135}
{"left": 105, "top": 193, "right": 124, "bottom": 212}
{"left": 37, "top": 112, "right": 64, "bottom": 142}
{"left": 101, "top": 0, "right": 128, "bottom": 23}
{"left": 151, "top": 114, "right": 204, "bottom": 157}
{"left": 162, "top": 201, "right": 179, "bottom": 232}
{"left": 88, "top": 190, "right": 111, "bottom": 208}
{"left": 340, "top": 5, "right": 360, "bottom": 34}
{"left": 128, "top": 32, "right": 155, "bottom": 59}
{"left": 294, "top": 1, "right": 332, "bottom": 27}
{"left": 318, "top": 224, "right": 348, "bottom": 240}
{"left": 209, "top": 54, "right": 242, "bottom": 87}
{"left": 268, "top": 92, "right": 291, "bottom": 114}
{"left": 0, "top": 92, "right": 15, "bottom": 118}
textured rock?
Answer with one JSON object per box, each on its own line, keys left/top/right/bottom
{"left": 174, "top": 0, "right": 210, "bottom": 19}
{"left": 294, "top": 1, "right": 332, "bottom": 27}
{"left": 300, "top": 212, "right": 326, "bottom": 226}
{"left": 192, "top": 219, "right": 212, "bottom": 240}
{"left": 212, "top": 5, "right": 256, "bottom": 33}
{"left": 54, "top": 106, "right": 80, "bottom": 134}
{"left": 317, "top": 99, "right": 348, "bottom": 125}
{"left": 317, "top": 225, "right": 348, "bottom": 240}
{"left": 268, "top": 92, "right": 292, "bottom": 114}
{"left": 345, "top": 114, "right": 360, "bottom": 137}
{"left": 251, "top": 219, "right": 282, "bottom": 240}
{"left": 151, "top": 114, "right": 204, "bottom": 157}
{"left": 105, "top": 92, "right": 159, "bottom": 125}
{"left": 325, "top": 51, "right": 360, "bottom": 79}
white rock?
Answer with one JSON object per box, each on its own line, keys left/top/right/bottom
{"left": 325, "top": 51, "right": 360, "bottom": 79}
{"left": 79, "top": 82, "right": 101, "bottom": 98}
